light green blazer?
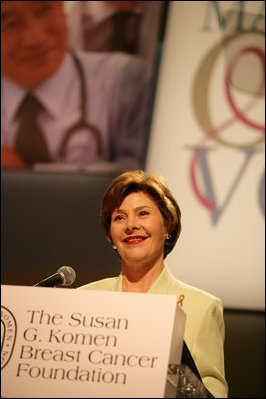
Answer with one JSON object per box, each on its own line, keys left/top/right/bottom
{"left": 79, "top": 266, "right": 228, "bottom": 398}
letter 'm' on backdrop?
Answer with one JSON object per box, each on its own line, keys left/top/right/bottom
{"left": 146, "top": 1, "right": 265, "bottom": 310}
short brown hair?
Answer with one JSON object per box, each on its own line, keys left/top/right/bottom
{"left": 100, "top": 170, "right": 181, "bottom": 258}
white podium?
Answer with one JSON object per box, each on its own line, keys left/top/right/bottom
{"left": 1, "top": 285, "right": 186, "bottom": 398}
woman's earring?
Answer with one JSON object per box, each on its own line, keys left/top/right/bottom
{"left": 109, "top": 239, "right": 116, "bottom": 250}
{"left": 166, "top": 234, "right": 171, "bottom": 240}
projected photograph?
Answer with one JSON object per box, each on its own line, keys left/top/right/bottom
{"left": 1, "top": 1, "right": 167, "bottom": 172}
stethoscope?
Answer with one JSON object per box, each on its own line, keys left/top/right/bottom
{"left": 57, "top": 51, "right": 103, "bottom": 161}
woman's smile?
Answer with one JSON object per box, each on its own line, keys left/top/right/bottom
{"left": 123, "top": 235, "right": 149, "bottom": 245}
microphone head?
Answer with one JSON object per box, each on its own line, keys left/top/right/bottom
{"left": 57, "top": 266, "right": 76, "bottom": 287}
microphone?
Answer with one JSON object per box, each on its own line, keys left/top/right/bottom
{"left": 34, "top": 266, "right": 76, "bottom": 287}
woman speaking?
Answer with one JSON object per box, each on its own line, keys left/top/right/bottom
{"left": 79, "top": 170, "right": 228, "bottom": 398}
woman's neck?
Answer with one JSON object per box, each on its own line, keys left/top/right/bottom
{"left": 121, "top": 261, "right": 165, "bottom": 293}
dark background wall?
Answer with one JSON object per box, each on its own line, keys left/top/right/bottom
{"left": 1, "top": 169, "right": 265, "bottom": 398}
{"left": 223, "top": 309, "right": 265, "bottom": 398}
{"left": 1, "top": 169, "right": 121, "bottom": 288}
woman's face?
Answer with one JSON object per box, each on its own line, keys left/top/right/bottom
{"left": 110, "top": 191, "right": 168, "bottom": 268}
